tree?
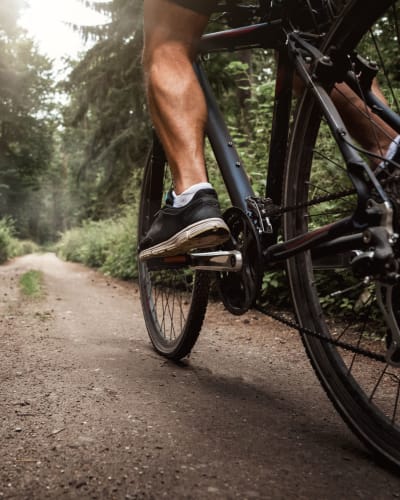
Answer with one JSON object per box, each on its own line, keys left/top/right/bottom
{"left": 63, "top": 0, "right": 149, "bottom": 219}
{"left": 0, "top": 0, "right": 55, "bottom": 240}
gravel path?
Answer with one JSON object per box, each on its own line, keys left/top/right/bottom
{"left": 1, "top": 253, "right": 400, "bottom": 499}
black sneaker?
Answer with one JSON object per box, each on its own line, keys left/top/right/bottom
{"left": 138, "top": 189, "right": 230, "bottom": 261}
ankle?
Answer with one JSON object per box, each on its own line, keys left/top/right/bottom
{"left": 378, "top": 135, "right": 400, "bottom": 169}
{"left": 172, "top": 182, "right": 213, "bottom": 207}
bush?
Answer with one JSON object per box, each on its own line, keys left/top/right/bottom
{"left": 0, "top": 219, "right": 18, "bottom": 264}
{"left": 0, "top": 219, "right": 41, "bottom": 264}
{"left": 16, "top": 240, "right": 40, "bottom": 256}
{"left": 0, "top": 219, "right": 38, "bottom": 263}
{"left": 56, "top": 209, "right": 139, "bottom": 280}
{"left": 100, "top": 213, "right": 138, "bottom": 279}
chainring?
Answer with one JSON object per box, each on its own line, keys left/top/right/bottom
{"left": 217, "top": 207, "right": 264, "bottom": 315}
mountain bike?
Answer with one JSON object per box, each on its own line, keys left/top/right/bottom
{"left": 138, "top": 0, "right": 400, "bottom": 469}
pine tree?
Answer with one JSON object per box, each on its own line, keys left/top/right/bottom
{"left": 63, "top": 0, "right": 149, "bottom": 218}
{"left": 0, "top": 0, "right": 55, "bottom": 239}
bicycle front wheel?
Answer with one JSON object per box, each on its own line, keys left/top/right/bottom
{"left": 284, "top": 0, "right": 400, "bottom": 468}
{"left": 138, "top": 135, "right": 210, "bottom": 360}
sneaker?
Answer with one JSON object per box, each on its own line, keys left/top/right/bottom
{"left": 138, "top": 188, "right": 230, "bottom": 261}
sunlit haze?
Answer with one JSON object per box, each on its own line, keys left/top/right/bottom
{"left": 19, "top": 0, "right": 107, "bottom": 65}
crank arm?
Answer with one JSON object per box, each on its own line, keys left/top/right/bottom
{"left": 188, "top": 250, "right": 242, "bottom": 272}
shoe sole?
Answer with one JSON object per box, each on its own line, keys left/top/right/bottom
{"left": 139, "top": 218, "right": 230, "bottom": 261}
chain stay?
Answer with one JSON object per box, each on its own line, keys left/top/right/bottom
{"left": 263, "top": 186, "right": 356, "bottom": 217}
{"left": 268, "top": 167, "right": 400, "bottom": 218}
{"left": 252, "top": 184, "right": 395, "bottom": 363}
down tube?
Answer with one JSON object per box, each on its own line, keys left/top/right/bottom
{"left": 195, "top": 62, "right": 255, "bottom": 211}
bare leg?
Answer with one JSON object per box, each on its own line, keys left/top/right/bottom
{"left": 332, "top": 82, "right": 397, "bottom": 162}
{"left": 139, "top": 0, "right": 230, "bottom": 260}
{"left": 293, "top": 71, "right": 398, "bottom": 163}
{"left": 143, "top": 2, "right": 398, "bottom": 190}
{"left": 143, "top": 0, "right": 209, "bottom": 194}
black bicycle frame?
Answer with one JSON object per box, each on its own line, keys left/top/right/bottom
{"left": 197, "top": 19, "right": 396, "bottom": 266}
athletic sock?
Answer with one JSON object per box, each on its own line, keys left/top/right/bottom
{"left": 172, "top": 182, "right": 213, "bottom": 208}
{"left": 379, "top": 135, "right": 400, "bottom": 169}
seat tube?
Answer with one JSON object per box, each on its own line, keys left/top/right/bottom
{"left": 195, "top": 62, "right": 255, "bottom": 212}
{"left": 265, "top": 48, "right": 293, "bottom": 205}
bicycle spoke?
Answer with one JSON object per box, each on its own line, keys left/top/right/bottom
{"left": 313, "top": 149, "right": 347, "bottom": 171}
{"left": 369, "top": 29, "right": 400, "bottom": 115}
{"left": 283, "top": 0, "right": 400, "bottom": 466}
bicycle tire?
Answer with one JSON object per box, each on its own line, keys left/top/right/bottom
{"left": 137, "top": 135, "right": 210, "bottom": 360}
{"left": 283, "top": 0, "right": 400, "bottom": 468}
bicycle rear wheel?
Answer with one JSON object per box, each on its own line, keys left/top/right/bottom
{"left": 284, "top": 0, "right": 400, "bottom": 468}
{"left": 138, "top": 135, "right": 210, "bottom": 360}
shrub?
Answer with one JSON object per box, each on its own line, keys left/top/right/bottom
{"left": 16, "top": 240, "right": 40, "bottom": 256}
{"left": 0, "top": 219, "right": 18, "bottom": 264}
{"left": 101, "top": 212, "right": 138, "bottom": 280}
{"left": 56, "top": 208, "right": 139, "bottom": 280}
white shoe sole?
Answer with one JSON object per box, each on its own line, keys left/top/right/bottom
{"left": 139, "top": 218, "right": 230, "bottom": 261}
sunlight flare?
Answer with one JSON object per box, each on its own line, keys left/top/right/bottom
{"left": 19, "top": 0, "right": 107, "bottom": 60}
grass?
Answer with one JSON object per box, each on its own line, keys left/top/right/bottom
{"left": 19, "top": 270, "right": 44, "bottom": 298}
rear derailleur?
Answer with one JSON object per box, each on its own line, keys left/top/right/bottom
{"left": 350, "top": 199, "right": 400, "bottom": 366}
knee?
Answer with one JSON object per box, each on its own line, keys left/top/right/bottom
{"left": 142, "top": 43, "right": 167, "bottom": 78}
{"left": 143, "top": 41, "right": 190, "bottom": 70}
{"left": 142, "top": 41, "right": 192, "bottom": 89}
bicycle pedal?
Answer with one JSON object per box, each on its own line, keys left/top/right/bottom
{"left": 188, "top": 250, "right": 242, "bottom": 272}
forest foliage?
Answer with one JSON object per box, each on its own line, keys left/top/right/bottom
{"left": 0, "top": 0, "right": 275, "bottom": 274}
{"left": 0, "top": 0, "right": 399, "bottom": 289}
{"left": 0, "top": 0, "right": 55, "bottom": 242}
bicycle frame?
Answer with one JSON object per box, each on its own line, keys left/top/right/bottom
{"left": 138, "top": 1, "right": 400, "bottom": 467}
{"left": 197, "top": 18, "right": 398, "bottom": 270}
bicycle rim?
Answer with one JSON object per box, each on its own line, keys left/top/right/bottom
{"left": 137, "top": 136, "right": 210, "bottom": 360}
{"left": 284, "top": 0, "right": 400, "bottom": 468}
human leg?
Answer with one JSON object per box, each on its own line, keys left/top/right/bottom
{"left": 293, "top": 70, "right": 399, "bottom": 164}
{"left": 143, "top": 0, "right": 210, "bottom": 194}
{"left": 166, "top": 0, "right": 218, "bottom": 15}
{"left": 331, "top": 82, "right": 399, "bottom": 164}
{"left": 140, "top": 0, "right": 229, "bottom": 260}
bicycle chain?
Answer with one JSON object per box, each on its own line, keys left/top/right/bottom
{"left": 255, "top": 303, "right": 386, "bottom": 362}
{"left": 255, "top": 186, "right": 388, "bottom": 363}
{"left": 269, "top": 174, "right": 398, "bottom": 216}
{"left": 264, "top": 186, "right": 356, "bottom": 217}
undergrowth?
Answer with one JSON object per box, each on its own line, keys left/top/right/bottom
{"left": 55, "top": 209, "right": 138, "bottom": 280}
{"left": 0, "top": 218, "right": 39, "bottom": 264}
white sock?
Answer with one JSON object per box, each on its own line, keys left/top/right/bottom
{"left": 172, "top": 182, "right": 213, "bottom": 208}
{"left": 379, "top": 134, "right": 400, "bottom": 169}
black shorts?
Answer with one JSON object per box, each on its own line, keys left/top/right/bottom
{"left": 167, "top": 0, "right": 218, "bottom": 15}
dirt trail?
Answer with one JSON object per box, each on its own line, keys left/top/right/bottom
{"left": 1, "top": 253, "right": 400, "bottom": 499}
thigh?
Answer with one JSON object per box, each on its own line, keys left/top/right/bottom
{"left": 166, "top": 0, "right": 218, "bottom": 15}
{"left": 144, "top": 0, "right": 210, "bottom": 59}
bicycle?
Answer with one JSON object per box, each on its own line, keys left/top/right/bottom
{"left": 138, "top": 0, "right": 400, "bottom": 469}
